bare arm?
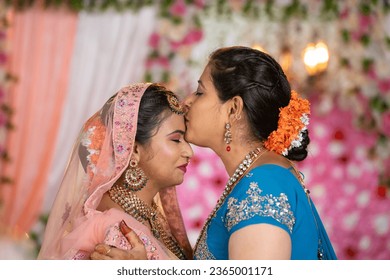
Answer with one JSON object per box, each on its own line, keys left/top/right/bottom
{"left": 228, "top": 224, "right": 291, "bottom": 259}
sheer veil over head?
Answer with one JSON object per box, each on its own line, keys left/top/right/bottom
{"left": 38, "top": 83, "right": 192, "bottom": 259}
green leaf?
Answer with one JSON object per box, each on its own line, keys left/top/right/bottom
{"left": 265, "top": 0, "right": 274, "bottom": 18}
{"left": 162, "top": 71, "right": 170, "bottom": 83}
{"left": 144, "top": 72, "right": 152, "bottom": 82}
{"left": 359, "top": 2, "right": 371, "bottom": 15}
{"left": 385, "top": 37, "right": 390, "bottom": 48}
{"left": 341, "top": 29, "right": 350, "bottom": 43}
{"left": 362, "top": 57, "right": 374, "bottom": 72}
{"left": 370, "top": 95, "right": 389, "bottom": 113}
{"left": 340, "top": 57, "right": 350, "bottom": 67}
{"left": 69, "top": 0, "right": 83, "bottom": 11}
{"left": 360, "top": 34, "right": 371, "bottom": 46}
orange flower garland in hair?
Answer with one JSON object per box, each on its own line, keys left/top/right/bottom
{"left": 264, "top": 90, "right": 310, "bottom": 156}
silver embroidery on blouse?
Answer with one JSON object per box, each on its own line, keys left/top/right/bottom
{"left": 224, "top": 182, "right": 295, "bottom": 233}
{"left": 194, "top": 229, "right": 216, "bottom": 260}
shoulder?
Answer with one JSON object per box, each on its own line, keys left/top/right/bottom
{"left": 233, "top": 164, "right": 300, "bottom": 198}
{"left": 223, "top": 165, "right": 300, "bottom": 233}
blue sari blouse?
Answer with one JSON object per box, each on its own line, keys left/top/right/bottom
{"left": 193, "top": 164, "right": 337, "bottom": 260}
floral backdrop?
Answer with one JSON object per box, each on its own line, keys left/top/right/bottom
{"left": 1, "top": 0, "right": 389, "bottom": 260}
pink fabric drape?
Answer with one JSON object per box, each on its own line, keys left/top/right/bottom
{"left": 0, "top": 4, "right": 77, "bottom": 237}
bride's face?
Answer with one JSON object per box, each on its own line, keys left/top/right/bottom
{"left": 138, "top": 113, "right": 193, "bottom": 190}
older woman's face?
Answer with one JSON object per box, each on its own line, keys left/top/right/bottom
{"left": 183, "top": 65, "right": 225, "bottom": 149}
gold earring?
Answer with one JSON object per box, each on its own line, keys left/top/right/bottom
{"left": 124, "top": 159, "right": 148, "bottom": 191}
{"left": 224, "top": 123, "right": 232, "bottom": 152}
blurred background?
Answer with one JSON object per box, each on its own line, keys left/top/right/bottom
{"left": 0, "top": 0, "right": 389, "bottom": 260}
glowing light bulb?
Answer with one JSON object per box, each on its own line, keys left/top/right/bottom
{"left": 302, "top": 41, "right": 329, "bottom": 75}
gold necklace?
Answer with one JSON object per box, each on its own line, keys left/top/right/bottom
{"left": 194, "top": 147, "right": 266, "bottom": 253}
{"left": 109, "top": 184, "right": 187, "bottom": 260}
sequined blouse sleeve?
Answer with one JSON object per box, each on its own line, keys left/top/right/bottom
{"left": 223, "top": 165, "right": 300, "bottom": 236}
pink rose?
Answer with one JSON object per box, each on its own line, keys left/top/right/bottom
{"left": 378, "top": 78, "right": 390, "bottom": 94}
{"left": 169, "top": 0, "right": 187, "bottom": 17}
{"left": 381, "top": 111, "right": 390, "bottom": 137}
{"left": 182, "top": 29, "right": 203, "bottom": 45}
{"left": 148, "top": 33, "right": 160, "bottom": 49}
{"left": 158, "top": 56, "right": 170, "bottom": 69}
{"left": 359, "top": 14, "right": 373, "bottom": 32}
{"left": 194, "top": 0, "right": 206, "bottom": 9}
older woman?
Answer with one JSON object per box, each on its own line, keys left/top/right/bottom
{"left": 184, "top": 46, "right": 336, "bottom": 260}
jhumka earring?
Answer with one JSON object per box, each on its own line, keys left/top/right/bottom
{"left": 124, "top": 159, "right": 148, "bottom": 191}
{"left": 224, "top": 122, "right": 232, "bottom": 152}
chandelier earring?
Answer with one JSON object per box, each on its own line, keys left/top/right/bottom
{"left": 124, "top": 159, "right": 148, "bottom": 191}
{"left": 224, "top": 122, "right": 232, "bottom": 152}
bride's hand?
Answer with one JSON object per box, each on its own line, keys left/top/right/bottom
{"left": 90, "top": 220, "right": 147, "bottom": 260}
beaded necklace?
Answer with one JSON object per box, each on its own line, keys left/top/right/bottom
{"left": 194, "top": 147, "right": 266, "bottom": 253}
{"left": 109, "top": 184, "right": 187, "bottom": 260}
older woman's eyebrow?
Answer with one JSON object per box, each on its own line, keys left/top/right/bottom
{"left": 166, "top": 130, "right": 185, "bottom": 136}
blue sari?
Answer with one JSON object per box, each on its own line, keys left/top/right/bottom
{"left": 194, "top": 164, "right": 337, "bottom": 260}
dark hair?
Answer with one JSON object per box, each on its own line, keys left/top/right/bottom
{"left": 135, "top": 83, "right": 177, "bottom": 145}
{"left": 208, "top": 46, "right": 310, "bottom": 161}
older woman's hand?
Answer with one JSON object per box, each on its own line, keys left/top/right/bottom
{"left": 90, "top": 220, "right": 147, "bottom": 260}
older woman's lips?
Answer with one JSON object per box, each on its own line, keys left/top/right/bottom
{"left": 178, "top": 163, "right": 188, "bottom": 173}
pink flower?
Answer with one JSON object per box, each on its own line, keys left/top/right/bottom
{"left": 366, "top": 64, "right": 377, "bottom": 80}
{"left": 378, "top": 78, "right": 390, "bottom": 94}
{"left": 148, "top": 32, "right": 160, "bottom": 49}
{"left": 194, "top": 0, "right": 206, "bottom": 9}
{"left": 340, "top": 7, "right": 349, "bottom": 19}
{"left": 170, "top": 40, "right": 182, "bottom": 50}
{"left": 158, "top": 57, "right": 170, "bottom": 69}
{"left": 182, "top": 29, "right": 203, "bottom": 45}
{"left": 146, "top": 56, "right": 170, "bottom": 70}
{"left": 359, "top": 14, "right": 373, "bottom": 32}
{"left": 0, "top": 52, "right": 7, "bottom": 65}
{"left": 169, "top": 0, "right": 187, "bottom": 17}
{"left": 381, "top": 111, "right": 390, "bottom": 137}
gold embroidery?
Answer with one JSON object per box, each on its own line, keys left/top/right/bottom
{"left": 224, "top": 182, "right": 295, "bottom": 233}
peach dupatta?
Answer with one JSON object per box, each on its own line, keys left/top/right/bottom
{"left": 38, "top": 83, "right": 192, "bottom": 259}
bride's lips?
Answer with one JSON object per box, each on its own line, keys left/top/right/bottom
{"left": 178, "top": 163, "right": 188, "bottom": 173}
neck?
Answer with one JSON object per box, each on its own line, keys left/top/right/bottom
{"left": 115, "top": 178, "right": 159, "bottom": 207}
{"left": 216, "top": 142, "right": 264, "bottom": 177}
{"left": 135, "top": 184, "right": 158, "bottom": 206}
